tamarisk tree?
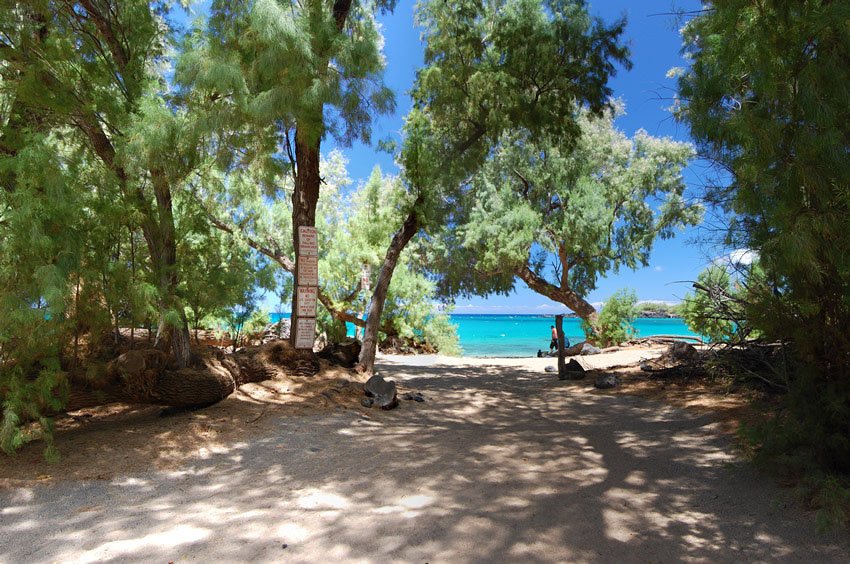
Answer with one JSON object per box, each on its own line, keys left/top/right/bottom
{"left": 354, "top": 0, "right": 631, "bottom": 373}
{"left": 179, "top": 0, "right": 396, "bottom": 350}
{"left": 445, "top": 106, "right": 700, "bottom": 335}
{"left": 675, "top": 0, "right": 850, "bottom": 473}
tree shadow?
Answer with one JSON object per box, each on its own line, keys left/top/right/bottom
{"left": 1, "top": 357, "right": 848, "bottom": 562}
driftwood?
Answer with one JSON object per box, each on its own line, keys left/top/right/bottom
{"left": 627, "top": 335, "right": 705, "bottom": 345}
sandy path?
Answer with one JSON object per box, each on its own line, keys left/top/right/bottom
{"left": 2, "top": 353, "right": 848, "bottom": 562}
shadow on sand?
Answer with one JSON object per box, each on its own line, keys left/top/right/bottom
{"left": 2, "top": 357, "right": 848, "bottom": 562}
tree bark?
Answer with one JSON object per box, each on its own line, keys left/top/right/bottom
{"left": 149, "top": 172, "right": 191, "bottom": 368}
{"left": 290, "top": 126, "right": 322, "bottom": 352}
{"left": 357, "top": 208, "right": 421, "bottom": 374}
{"left": 555, "top": 314, "right": 566, "bottom": 379}
{"left": 516, "top": 263, "right": 600, "bottom": 335}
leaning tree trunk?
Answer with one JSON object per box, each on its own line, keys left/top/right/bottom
{"left": 515, "top": 263, "right": 601, "bottom": 338}
{"left": 357, "top": 209, "right": 421, "bottom": 374}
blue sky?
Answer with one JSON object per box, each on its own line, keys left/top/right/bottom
{"left": 326, "top": 0, "right": 718, "bottom": 314}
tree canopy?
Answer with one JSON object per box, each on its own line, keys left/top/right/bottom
{"left": 432, "top": 105, "right": 699, "bottom": 334}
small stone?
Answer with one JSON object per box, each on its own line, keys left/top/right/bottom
{"left": 282, "top": 544, "right": 288, "bottom": 549}
{"left": 360, "top": 398, "right": 374, "bottom": 408}
{"left": 669, "top": 341, "right": 698, "bottom": 360}
{"left": 544, "top": 365, "right": 556, "bottom": 373}
{"left": 640, "top": 362, "right": 653, "bottom": 372}
{"left": 413, "top": 393, "right": 425, "bottom": 402}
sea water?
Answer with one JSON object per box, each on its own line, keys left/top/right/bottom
{"left": 452, "top": 314, "right": 697, "bottom": 357}
{"left": 270, "top": 312, "right": 698, "bottom": 358}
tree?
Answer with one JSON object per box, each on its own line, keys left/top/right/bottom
{"left": 441, "top": 105, "right": 699, "bottom": 337}
{"left": 675, "top": 0, "right": 850, "bottom": 472}
{"left": 682, "top": 265, "right": 745, "bottom": 344}
{"left": 591, "top": 289, "right": 638, "bottom": 347}
{"left": 354, "top": 0, "right": 632, "bottom": 373}
{"left": 0, "top": 1, "right": 204, "bottom": 367}
{"left": 320, "top": 165, "right": 459, "bottom": 354}
{"left": 179, "top": 0, "right": 396, "bottom": 350}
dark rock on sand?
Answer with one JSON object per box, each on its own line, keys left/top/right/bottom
{"left": 558, "top": 359, "right": 586, "bottom": 380}
{"left": 544, "top": 365, "right": 556, "bottom": 373}
{"left": 364, "top": 374, "right": 399, "bottom": 410}
{"left": 594, "top": 374, "right": 619, "bottom": 389}
{"left": 318, "top": 340, "right": 361, "bottom": 368}
{"left": 669, "top": 341, "right": 698, "bottom": 361}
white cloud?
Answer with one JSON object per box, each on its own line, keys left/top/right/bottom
{"left": 714, "top": 248, "right": 757, "bottom": 267}
{"left": 653, "top": 265, "right": 664, "bottom": 272}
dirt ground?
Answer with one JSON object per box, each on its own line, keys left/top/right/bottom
{"left": 1, "top": 347, "right": 848, "bottom": 562}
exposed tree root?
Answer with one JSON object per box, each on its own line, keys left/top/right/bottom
{"left": 64, "top": 340, "right": 321, "bottom": 412}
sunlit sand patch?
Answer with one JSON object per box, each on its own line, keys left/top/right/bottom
{"left": 66, "top": 524, "right": 210, "bottom": 564}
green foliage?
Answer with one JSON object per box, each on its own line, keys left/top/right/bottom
{"left": 682, "top": 266, "right": 738, "bottom": 343}
{"left": 439, "top": 104, "right": 699, "bottom": 327}
{"left": 319, "top": 161, "right": 459, "bottom": 352}
{"left": 586, "top": 289, "right": 638, "bottom": 347}
{"left": 677, "top": 0, "right": 850, "bottom": 369}
{"left": 677, "top": 0, "right": 850, "bottom": 514}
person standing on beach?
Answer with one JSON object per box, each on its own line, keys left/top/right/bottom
{"left": 550, "top": 325, "right": 558, "bottom": 353}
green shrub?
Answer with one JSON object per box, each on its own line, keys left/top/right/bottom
{"left": 587, "top": 289, "right": 637, "bottom": 347}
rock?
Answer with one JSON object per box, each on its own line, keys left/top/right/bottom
{"left": 669, "top": 341, "right": 698, "bottom": 361}
{"left": 401, "top": 391, "right": 425, "bottom": 402}
{"left": 360, "top": 397, "right": 374, "bottom": 408}
{"left": 317, "top": 340, "right": 362, "bottom": 368}
{"left": 580, "top": 343, "right": 602, "bottom": 355}
{"left": 594, "top": 374, "right": 619, "bottom": 389}
{"left": 558, "top": 358, "right": 586, "bottom": 380}
{"left": 640, "top": 362, "right": 653, "bottom": 372}
{"left": 544, "top": 365, "right": 556, "bottom": 373}
{"left": 565, "top": 359, "right": 585, "bottom": 373}
{"left": 562, "top": 342, "right": 586, "bottom": 356}
{"left": 261, "top": 319, "right": 291, "bottom": 343}
{"left": 364, "top": 374, "right": 399, "bottom": 410}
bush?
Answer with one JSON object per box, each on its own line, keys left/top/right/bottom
{"left": 587, "top": 289, "right": 637, "bottom": 347}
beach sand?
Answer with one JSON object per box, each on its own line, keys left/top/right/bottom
{"left": 1, "top": 346, "right": 848, "bottom": 562}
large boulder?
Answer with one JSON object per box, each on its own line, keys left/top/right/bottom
{"left": 363, "top": 374, "right": 399, "bottom": 410}
{"left": 669, "top": 341, "right": 698, "bottom": 361}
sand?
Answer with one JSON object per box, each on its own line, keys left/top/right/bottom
{"left": 1, "top": 348, "right": 848, "bottom": 562}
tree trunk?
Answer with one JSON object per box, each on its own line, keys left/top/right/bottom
{"left": 149, "top": 172, "right": 191, "bottom": 368}
{"left": 555, "top": 314, "right": 566, "bottom": 379}
{"left": 290, "top": 126, "right": 321, "bottom": 353}
{"left": 357, "top": 209, "right": 420, "bottom": 374}
{"left": 516, "top": 264, "right": 600, "bottom": 337}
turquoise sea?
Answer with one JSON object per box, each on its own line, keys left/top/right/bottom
{"left": 451, "top": 314, "right": 697, "bottom": 357}
{"left": 270, "top": 312, "right": 697, "bottom": 358}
